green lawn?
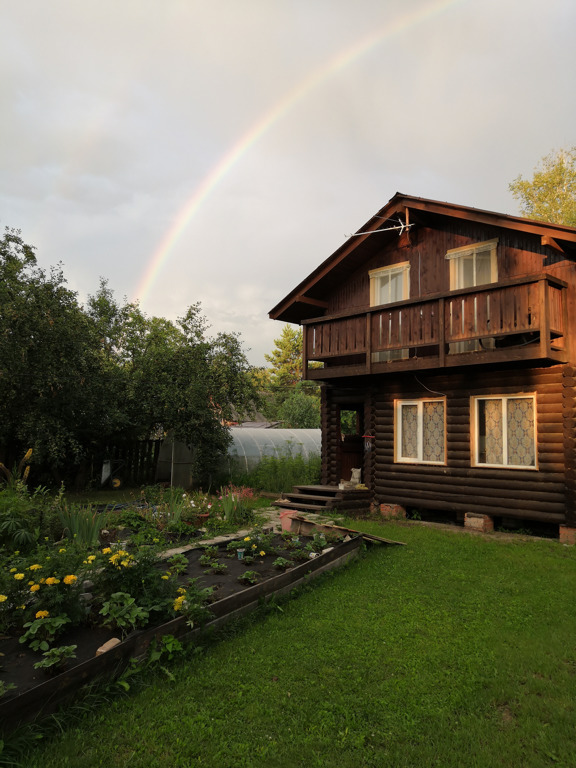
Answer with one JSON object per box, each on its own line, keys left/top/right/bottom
{"left": 24, "top": 522, "right": 576, "bottom": 768}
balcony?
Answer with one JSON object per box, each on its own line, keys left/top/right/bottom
{"left": 303, "top": 275, "right": 568, "bottom": 380}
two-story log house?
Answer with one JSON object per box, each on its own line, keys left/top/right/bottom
{"left": 269, "top": 193, "right": 576, "bottom": 541}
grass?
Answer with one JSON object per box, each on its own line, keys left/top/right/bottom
{"left": 22, "top": 521, "right": 576, "bottom": 768}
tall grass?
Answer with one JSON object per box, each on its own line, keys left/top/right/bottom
{"left": 25, "top": 522, "right": 576, "bottom": 768}
{"left": 230, "top": 453, "right": 321, "bottom": 493}
{"left": 57, "top": 505, "right": 105, "bottom": 548}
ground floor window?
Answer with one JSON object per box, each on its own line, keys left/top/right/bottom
{"left": 395, "top": 399, "right": 445, "bottom": 464}
{"left": 472, "top": 395, "right": 536, "bottom": 468}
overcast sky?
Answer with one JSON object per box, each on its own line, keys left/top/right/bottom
{"left": 2, "top": 0, "right": 575, "bottom": 366}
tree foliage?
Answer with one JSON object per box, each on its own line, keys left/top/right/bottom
{"left": 261, "top": 326, "right": 321, "bottom": 428}
{"left": 509, "top": 147, "right": 576, "bottom": 226}
{"left": 0, "top": 229, "right": 259, "bottom": 485}
{"left": 264, "top": 325, "right": 303, "bottom": 389}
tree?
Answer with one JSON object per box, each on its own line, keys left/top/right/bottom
{"left": 277, "top": 386, "right": 320, "bottom": 429}
{"left": 264, "top": 325, "right": 303, "bottom": 389}
{"left": 0, "top": 230, "right": 260, "bottom": 486}
{"left": 0, "top": 228, "right": 110, "bottom": 469}
{"left": 509, "top": 147, "right": 576, "bottom": 226}
{"left": 261, "top": 327, "right": 322, "bottom": 428}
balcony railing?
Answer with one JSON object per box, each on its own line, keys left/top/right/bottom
{"left": 303, "top": 275, "right": 568, "bottom": 379}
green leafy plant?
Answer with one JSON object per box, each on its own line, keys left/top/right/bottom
{"left": 147, "top": 634, "right": 184, "bottom": 664}
{"left": 33, "top": 644, "right": 77, "bottom": 674}
{"left": 167, "top": 553, "right": 188, "bottom": 575}
{"left": 237, "top": 570, "right": 260, "bottom": 585}
{"left": 0, "top": 680, "right": 17, "bottom": 698}
{"left": 202, "top": 545, "right": 219, "bottom": 558}
{"left": 95, "top": 545, "right": 172, "bottom": 616}
{"left": 19, "top": 613, "right": 71, "bottom": 652}
{"left": 203, "top": 562, "right": 228, "bottom": 575}
{"left": 99, "top": 592, "right": 150, "bottom": 637}
{"left": 198, "top": 553, "right": 213, "bottom": 567}
{"left": 272, "top": 557, "right": 293, "bottom": 571}
{"left": 218, "top": 488, "right": 254, "bottom": 527}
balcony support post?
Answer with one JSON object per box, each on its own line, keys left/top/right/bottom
{"left": 539, "top": 278, "right": 551, "bottom": 359}
{"left": 439, "top": 297, "right": 446, "bottom": 367}
{"left": 366, "top": 312, "right": 372, "bottom": 374}
{"left": 302, "top": 324, "right": 309, "bottom": 381}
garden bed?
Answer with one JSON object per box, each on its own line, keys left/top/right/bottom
{"left": 0, "top": 530, "right": 368, "bottom": 732}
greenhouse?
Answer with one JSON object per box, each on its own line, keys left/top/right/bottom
{"left": 225, "top": 428, "right": 321, "bottom": 475}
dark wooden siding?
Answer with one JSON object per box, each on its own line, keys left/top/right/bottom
{"left": 327, "top": 221, "right": 576, "bottom": 334}
{"left": 563, "top": 365, "right": 576, "bottom": 526}
{"left": 368, "top": 364, "right": 567, "bottom": 524}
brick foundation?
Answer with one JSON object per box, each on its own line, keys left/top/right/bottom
{"left": 464, "top": 513, "right": 494, "bottom": 533}
{"left": 559, "top": 525, "right": 576, "bottom": 545}
{"left": 379, "top": 503, "right": 406, "bottom": 520}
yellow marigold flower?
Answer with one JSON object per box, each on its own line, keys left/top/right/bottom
{"left": 29, "top": 564, "right": 42, "bottom": 571}
{"left": 13, "top": 573, "right": 24, "bottom": 581}
{"left": 161, "top": 575, "right": 169, "bottom": 580}
{"left": 87, "top": 555, "right": 96, "bottom": 562}
{"left": 177, "top": 587, "right": 186, "bottom": 594}
{"left": 35, "top": 610, "right": 50, "bottom": 619}
{"left": 59, "top": 548, "right": 66, "bottom": 553}
{"left": 9, "top": 568, "right": 17, "bottom": 573}
{"left": 0, "top": 594, "right": 7, "bottom": 603}
{"left": 45, "top": 577, "right": 60, "bottom": 586}
{"left": 63, "top": 575, "right": 77, "bottom": 585}
{"left": 252, "top": 544, "right": 257, "bottom": 549}
{"left": 102, "top": 547, "right": 112, "bottom": 555}
{"left": 244, "top": 537, "right": 251, "bottom": 542}
{"left": 120, "top": 560, "right": 130, "bottom": 567}
{"left": 28, "top": 580, "right": 34, "bottom": 585}
{"left": 30, "top": 584, "right": 40, "bottom": 592}
{"left": 173, "top": 595, "right": 186, "bottom": 611}
{"left": 39, "top": 578, "right": 45, "bottom": 584}
{"left": 259, "top": 551, "right": 266, "bottom": 557}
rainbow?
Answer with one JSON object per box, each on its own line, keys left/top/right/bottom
{"left": 134, "top": 0, "right": 461, "bottom": 305}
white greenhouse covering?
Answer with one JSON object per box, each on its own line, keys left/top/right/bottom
{"left": 226, "top": 428, "right": 321, "bottom": 474}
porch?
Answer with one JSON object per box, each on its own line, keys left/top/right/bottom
{"left": 273, "top": 484, "right": 372, "bottom": 516}
{"left": 303, "top": 274, "right": 568, "bottom": 379}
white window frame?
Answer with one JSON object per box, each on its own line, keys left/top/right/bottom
{"left": 471, "top": 394, "right": 537, "bottom": 470}
{"left": 369, "top": 262, "right": 410, "bottom": 307}
{"left": 446, "top": 239, "right": 498, "bottom": 289}
{"left": 395, "top": 398, "right": 446, "bottom": 465}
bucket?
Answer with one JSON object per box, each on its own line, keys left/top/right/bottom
{"left": 279, "top": 511, "right": 297, "bottom": 532}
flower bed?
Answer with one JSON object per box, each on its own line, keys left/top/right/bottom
{"left": 0, "top": 529, "right": 364, "bottom": 732}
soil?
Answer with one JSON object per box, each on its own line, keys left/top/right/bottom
{"left": 0, "top": 533, "right": 319, "bottom": 701}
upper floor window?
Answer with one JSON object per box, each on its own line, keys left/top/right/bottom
{"left": 446, "top": 239, "right": 498, "bottom": 291}
{"left": 395, "top": 398, "right": 446, "bottom": 464}
{"left": 369, "top": 262, "right": 410, "bottom": 306}
{"left": 446, "top": 240, "right": 498, "bottom": 353}
{"left": 472, "top": 394, "right": 536, "bottom": 469}
{"left": 369, "top": 262, "right": 410, "bottom": 362}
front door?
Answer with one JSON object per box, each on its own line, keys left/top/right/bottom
{"left": 338, "top": 406, "right": 364, "bottom": 484}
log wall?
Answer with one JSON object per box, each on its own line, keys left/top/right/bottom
{"left": 370, "top": 364, "right": 568, "bottom": 524}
